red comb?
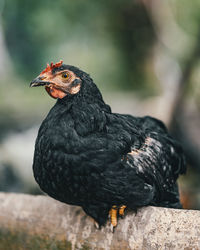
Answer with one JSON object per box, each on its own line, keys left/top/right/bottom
{"left": 41, "top": 60, "right": 63, "bottom": 74}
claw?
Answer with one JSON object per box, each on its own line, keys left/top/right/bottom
{"left": 110, "top": 223, "right": 114, "bottom": 233}
{"left": 94, "top": 221, "right": 100, "bottom": 229}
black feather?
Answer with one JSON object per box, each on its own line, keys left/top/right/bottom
{"left": 32, "top": 65, "right": 186, "bottom": 226}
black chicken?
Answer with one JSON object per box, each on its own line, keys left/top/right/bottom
{"left": 30, "top": 60, "right": 186, "bottom": 229}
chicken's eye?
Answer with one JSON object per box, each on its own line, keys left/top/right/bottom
{"left": 62, "top": 72, "right": 69, "bottom": 79}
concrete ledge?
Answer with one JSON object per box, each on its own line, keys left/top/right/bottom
{"left": 0, "top": 192, "right": 200, "bottom": 249}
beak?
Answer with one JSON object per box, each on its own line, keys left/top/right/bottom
{"left": 30, "top": 76, "right": 50, "bottom": 87}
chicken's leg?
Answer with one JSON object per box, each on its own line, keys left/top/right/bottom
{"left": 109, "top": 205, "right": 127, "bottom": 231}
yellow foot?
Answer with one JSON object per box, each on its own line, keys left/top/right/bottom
{"left": 109, "top": 205, "right": 127, "bottom": 231}
{"left": 119, "top": 205, "right": 127, "bottom": 217}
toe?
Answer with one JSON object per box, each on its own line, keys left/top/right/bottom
{"left": 109, "top": 205, "right": 118, "bottom": 228}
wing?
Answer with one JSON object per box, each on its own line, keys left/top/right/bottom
{"left": 125, "top": 116, "right": 186, "bottom": 207}
{"left": 140, "top": 115, "right": 186, "bottom": 176}
{"left": 95, "top": 114, "right": 186, "bottom": 210}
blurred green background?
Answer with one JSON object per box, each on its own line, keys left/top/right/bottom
{"left": 0, "top": 0, "right": 200, "bottom": 209}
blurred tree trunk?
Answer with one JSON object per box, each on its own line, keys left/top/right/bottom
{"left": 169, "top": 30, "right": 200, "bottom": 170}
{"left": 169, "top": 28, "right": 200, "bottom": 129}
{"left": 142, "top": 0, "right": 200, "bottom": 173}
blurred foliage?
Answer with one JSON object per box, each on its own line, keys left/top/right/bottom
{"left": 2, "top": 0, "right": 156, "bottom": 92}
{"left": 170, "top": 0, "right": 200, "bottom": 36}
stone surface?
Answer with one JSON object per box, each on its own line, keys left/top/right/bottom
{"left": 0, "top": 192, "right": 200, "bottom": 250}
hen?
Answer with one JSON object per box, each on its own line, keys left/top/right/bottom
{"left": 30, "top": 60, "right": 186, "bottom": 229}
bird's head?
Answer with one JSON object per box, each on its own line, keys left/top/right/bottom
{"left": 30, "top": 60, "right": 85, "bottom": 99}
